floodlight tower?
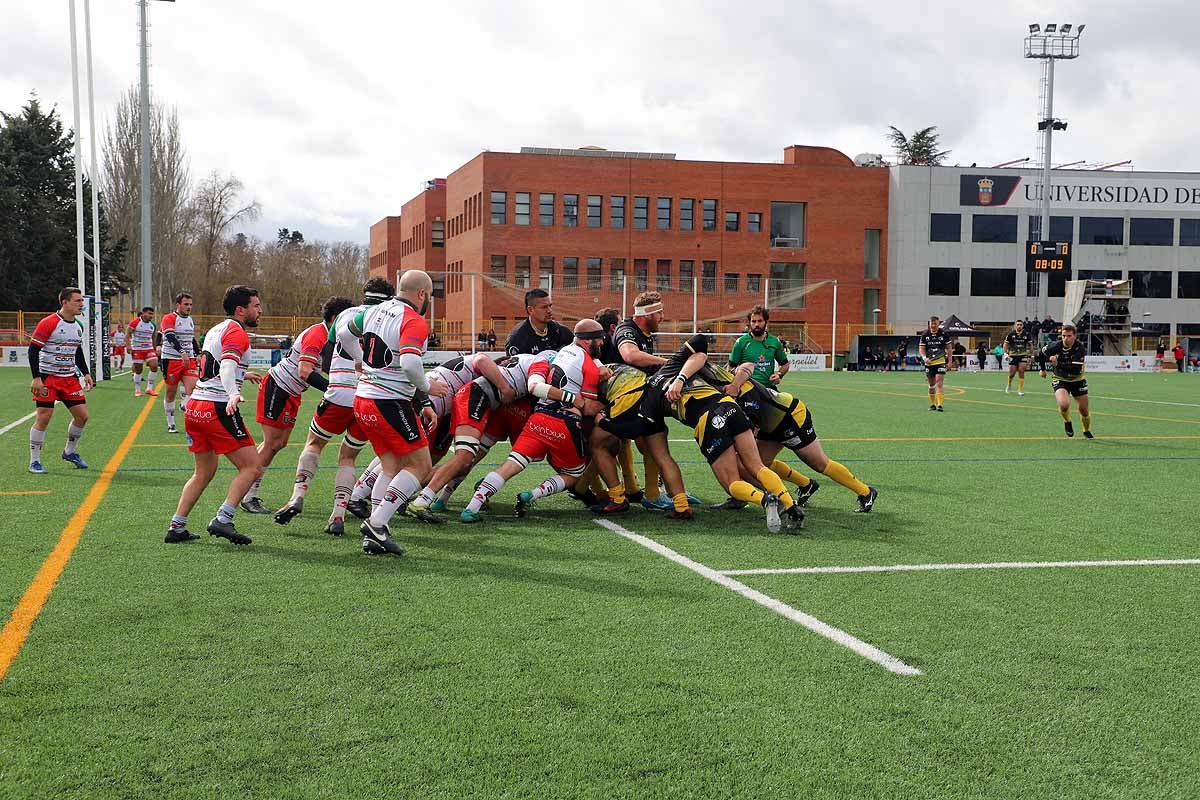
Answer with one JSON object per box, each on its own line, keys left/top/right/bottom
{"left": 1024, "top": 22, "right": 1083, "bottom": 317}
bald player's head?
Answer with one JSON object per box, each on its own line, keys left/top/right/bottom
{"left": 574, "top": 318, "right": 605, "bottom": 358}
{"left": 398, "top": 269, "right": 433, "bottom": 315}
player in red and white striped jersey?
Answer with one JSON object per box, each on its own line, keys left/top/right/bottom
{"left": 160, "top": 292, "right": 200, "bottom": 433}
{"left": 237, "top": 296, "right": 352, "bottom": 515}
{"left": 461, "top": 319, "right": 608, "bottom": 523}
{"left": 351, "top": 269, "right": 448, "bottom": 556}
{"left": 126, "top": 307, "right": 159, "bottom": 397}
{"left": 27, "top": 287, "right": 94, "bottom": 474}
{"left": 110, "top": 328, "right": 126, "bottom": 371}
{"left": 165, "top": 285, "right": 265, "bottom": 546}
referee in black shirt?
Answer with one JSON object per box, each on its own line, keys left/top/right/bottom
{"left": 505, "top": 288, "right": 573, "bottom": 356}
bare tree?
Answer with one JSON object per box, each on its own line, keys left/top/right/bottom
{"left": 191, "top": 170, "right": 259, "bottom": 310}
{"left": 101, "top": 87, "right": 192, "bottom": 308}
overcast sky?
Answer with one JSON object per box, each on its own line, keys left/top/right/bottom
{"left": 3, "top": 0, "right": 1197, "bottom": 245}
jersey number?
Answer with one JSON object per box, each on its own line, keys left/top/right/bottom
{"left": 361, "top": 333, "right": 394, "bottom": 368}
{"left": 198, "top": 352, "right": 219, "bottom": 381}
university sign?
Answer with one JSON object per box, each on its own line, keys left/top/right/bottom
{"left": 960, "top": 174, "right": 1200, "bottom": 211}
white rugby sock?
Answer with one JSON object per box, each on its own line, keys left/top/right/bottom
{"left": 530, "top": 475, "right": 567, "bottom": 501}
{"left": 290, "top": 449, "right": 320, "bottom": 503}
{"left": 64, "top": 424, "right": 84, "bottom": 455}
{"left": 331, "top": 465, "right": 355, "bottom": 521}
{"left": 164, "top": 398, "right": 175, "bottom": 427}
{"left": 465, "top": 471, "right": 505, "bottom": 513}
{"left": 351, "top": 457, "right": 382, "bottom": 502}
{"left": 29, "top": 427, "right": 45, "bottom": 465}
{"left": 369, "top": 470, "right": 422, "bottom": 527}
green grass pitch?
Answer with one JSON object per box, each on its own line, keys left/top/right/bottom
{"left": 1, "top": 366, "right": 1198, "bottom": 799}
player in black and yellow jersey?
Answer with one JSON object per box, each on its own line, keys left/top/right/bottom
{"left": 591, "top": 363, "right": 693, "bottom": 519}
{"left": 719, "top": 362, "right": 878, "bottom": 513}
{"left": 918, "top": 316, "right": 951, "bottom": 411}
{"left": 1038, "top": 322, "right": 1093, "bottom": 438}
{"left": 1003, "top": 320, "right": 1033, "bottom": 396}
{"left": 645, "top": 334, "right": 803, "bottom": 532}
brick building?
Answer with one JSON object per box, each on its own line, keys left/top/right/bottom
{"left": 369, "top": 145, "right": 888, "bottom": 352}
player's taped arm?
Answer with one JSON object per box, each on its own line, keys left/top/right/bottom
{"left": 29, "top": 343, "right": 44, "bottom": 379}
{"left": 219, "top": 357, "right": 240, "bottom": 398}
{"left": 400, "top": 352, "right": 431, "bottom": 393}
{"left": 672, "top": 351, "right": 709, "bottom": 385}
{"left": 411, "top": 388, "right": 432, "bottom": 410}
{"left": 528, "top": 374, "right": 575, "bottom": 406}
{"left": 75, "top": 346, "right": 90, "bottom": 376}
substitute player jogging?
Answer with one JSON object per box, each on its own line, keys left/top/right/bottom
{"left": 1004, "top": 320, "right": 1032, "bottom": 396}
{"left": 353, "top": 270, "right": 447, "bottom": 556}
{"left": 165, "top": 285, "right": 265, "bottom": 545}
{"left": 160, "top": 292, "right": 200, "bottom": 433}
{"left": 27, "top": 287, "right": 94, "bottom": 474}
{"left": 127, "top": 307, "right": 159, "bottom": 397}
{"left": 1038, "top": 322, "right": 1094, "bottom": 439}
{"left": 918, "top": 315, "right": 951, "bottom": 411}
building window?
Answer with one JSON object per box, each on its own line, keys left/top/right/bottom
{"left": 657, "top": 197, "right": 672, "bottom": 230}
{"left": 768, "top": 262, "right": 804, "bottom": 308}
{"left": 680, "top": 198, "right": 695, "bottom": 230}
{"left": 726, "top": 211, "right": 739, "bottom": 232}
{"left": 1028, "top": 215, "right": 1073, "bottom": 242}
{"left": 587, "top": 195, "right": 602, "bottom": 228}
{"left": 610, "top": 196, "right": 626, "bottom": 229}
{"left": 770, "top": 201, "right": 805, "bottom": 246}
{"left": 515, "top": 255, "right": 531, "bottom": 288}
{"left": 679, "top": 260, "right": 694, "bottom": 292}
{"left": 928, "top": 267, "right": 960, "bottom": 296}
{"left": 864, "top": 229, "right": 881, "bottom": 279}
{"left": 538, "top": 256, "right": 554, "bottom": 290}
{"left": 1129, "top": 218, "right": 1174, "bottom": 246}
{"left": 971, "top": 214, "right": 1018, "bottom": 243}
{"left": 587, "top": 257, "right": 602, "bottom": 290}
{"left": 1079, "top": 217, "right": 1124, "bottom": 245}
{"left": 1048, "top": 269, "right": 1072, "bottom": 297}
{"left": 724, "top": 273, "right": 739, "bottom": 293}
{"left": 539, "top": 193, "right": 555, "bottom": 226}
{"left": 970, "top": 267, "right": 1017, "bottom": 296}
{"left": 702, "top": 199, "right": 718, "bottom": 231}
{"left": 1179, "top": 271, "right": 1200, "bottom": 298}
{"left": 490, "top": 192, "right": 506, "bottom": 225}
{"left": 656, "top": 259, "right": 671, "bottom": 292}
{"left": 432, "top": 219, "right": 444, "bottom": 248}
{"left": 633, "top": 196, "right": 648, "bottom": 230}
{"left": 610, "top": 258, "right": 626, "bottom": 292}
{"left": 930, "top": 213, "right": 961, "bottom": 242}
{"left": 1130, "top": 270, "right": 1172, "bottom": 298}
{"left": 515, "top": 192, "right": 531, "bottom": 226}
{"left": 1078, "top": 269, "right": 1123, "bottom": 282}
{"left": 862, "top": 288, "right": 880, "bottom": 325}
{"left": 748, "top": 212, "right": 762, "bottom": 233}
{"left": 1181, "top": 219, "right": 1200, "bottom": 246}
{"left": 490, "top": 254, "right": 506, "bottom": 283}
{"left": 746, "top": 273, "right": 762, "bottom": 295}
{"left": 634, "top": 258, "right": 648, "bottom": 291}
{"left": 701, "top": 260, "right": 717, "bottom": 292}
{"left": 563, "top": 194, "right": 579, "bottom": 227}
{"left": 562, "top": 257, "right": 578, "bottom": 289}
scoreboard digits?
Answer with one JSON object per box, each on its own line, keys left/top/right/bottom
{"left": 1025, "top": 241, "right": 1072, "bottom": 272}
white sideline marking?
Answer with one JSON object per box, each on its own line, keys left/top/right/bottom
{"left": 0, "top": 412, "right": 36, "bottom": 437}
{"left": 594, "top": 518, "right": 922, "bottom": 677}
{"left": 722, "top": 558, "right": 1200, "bottom": 576}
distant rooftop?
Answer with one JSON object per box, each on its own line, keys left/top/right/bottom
{"left": 519, "top": 146, "right": 676, "bottom": 160}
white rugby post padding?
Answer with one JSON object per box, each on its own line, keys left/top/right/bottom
{"left": 831, "top": 279, "right": 838, "bottom": 369}
{"left": 84, "top": 0, "right": 103, "bottom": 380}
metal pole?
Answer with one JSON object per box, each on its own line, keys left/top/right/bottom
{"left": 138, "top": 0, "right": 152, "bottom": 308}
{"left": 1039, "top": 58, "right": 1055, "bottom": 321}
{"left": 691, "top": 272, "right": 698, "bottom": 333}
{"left": 470, "top": 272, "right": 476, "bottom": 354}
{"left": 84, "top": 0, "right": 103, "bottom": 381}
{"left": 621, "top": 273, "right": 627, "bottom": 318}
{"left": 68, "top": 2, "right": 87, "bottom": 304}
{"left": 831, "top": 280, "right": 838, "bottom": 370}
{"left": 763, "top": 272, "right": 769, "bottom": 309}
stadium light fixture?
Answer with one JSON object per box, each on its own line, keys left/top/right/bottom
{"left": 1060, "top": 24, "right": 1072, "bottom": 35}
{"left": 1029, "top": 23, "right": 1040, "bottom": 34}
{"left": 1076, "top": 24, "right": 1085, "bottom": 36}
{"left": 872, "top": 307, "right": 882, "bottom": 335}
{"left": 1044, "top": 23, "right": 1057, "bottom": 33}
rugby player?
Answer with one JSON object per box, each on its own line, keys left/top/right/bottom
{"left": 126, "top": 306, "right": 160, "bottom": 397}
{"left": 110, "top": 326, "right": 126, "bottom": 371}
{"left": 918, "top": 315, "right": 950, "bottom": 411}
{"left": 27, "top": 287, "right": 94, "bottom": 474}
{"left": 159, "top": 292, "right": 200, "bottom": 433}
{"left": 165, "top": 285, "right": 264, "bottom": 545}
{"left": 1004, "top": 319, "right": 1032, "bottom": 396}
{"left": 460, "top": 319, "right": 607, "bottom": 523}
{"left": 272, "top": 279, "right": 393, "bottom": 535}
{"left": 1038, "top": 322, "right": 1094, "bottom": 439}
{"left": 239, "top": 296, "right": 353, "bottom": 514}
{"left": 353, "top": 269, "right": 447, "bottom": 556}
{"left": 504, "top": 288, "right": 573, "bottom": 356}
{"left": 611, "top": 292, "right": 671, "bottom": 509}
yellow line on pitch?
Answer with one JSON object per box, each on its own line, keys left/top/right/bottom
{"left": 0, "top": 491, "right": 52, "bottom": 496}
{"left": 0, "top": 396, "right": 156, "bottom": 683}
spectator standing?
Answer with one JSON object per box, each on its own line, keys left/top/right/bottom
{"left": 1173, "top": 342, "right": 1186, "bottom": 373}
{"left": 487, "top": 329, "right": 497, "bottom": 350}
{"left": 992, "top": 343, "right": 1004, "bottom": 369}
{"left": 1156, "top": 338, "right": 1167, "bottom": 372}
{"left": 976, "top": 341, "right": 988, "bottom": 371}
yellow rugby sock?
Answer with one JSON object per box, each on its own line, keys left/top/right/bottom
{"left": 607, "top": 484, "right": 627, "bottom": 505}
{"left": 729, "top": 481, "right": 764, "bottom": 506}
{"left": 770, "top": 459, "right": 811, "bottom": 488}
{"left": 1018, "top": 377, "right": 1025, "bottom": 392}
{"left": 672, "top": 493, "right": 689, "bottom": 513}
{"left": 755, "top": 467, "right": 794, "bottom": 509}
{"left": 643, "top": 456, "right": 661, "bottom": 501}
{"left": 936, "top": 392, "right": 944, "bottom": 406}
{"left": 822, "top": 460, "right": 869, "bottom": 497}
{"left": 928, "top": 388, "right": 936, "bottom": 405}
{"left": 1060, "top": 408, "right": 1071, "bottom": 422}
{"left": 617, "top": 443, "right": 640, "bottom": 495}
{"left": 1081, "top": 414, "right": 1091, "bottom": 433}
{"left": 1007, "top": 376, "right": 1013, "bottom": 387}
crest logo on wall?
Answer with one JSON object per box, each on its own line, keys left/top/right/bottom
{"left": 977, "top": 178, "right": 994, "bottom": 205}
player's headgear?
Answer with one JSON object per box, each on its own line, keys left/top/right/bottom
{"left": 362, "top": 276, "right": 395, "bottom": 305}
{"left": 573, "top": 318, "right": 605, "bottom": 340}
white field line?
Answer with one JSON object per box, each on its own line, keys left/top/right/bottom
{"left": 0, "top": 412, "right": 36, "bottom": 437}
{"left": 593, "top": 518, "right": 922, "bottom": 677}
{"left": 722, "top": 558, "right": 1200, "bottom": 576}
